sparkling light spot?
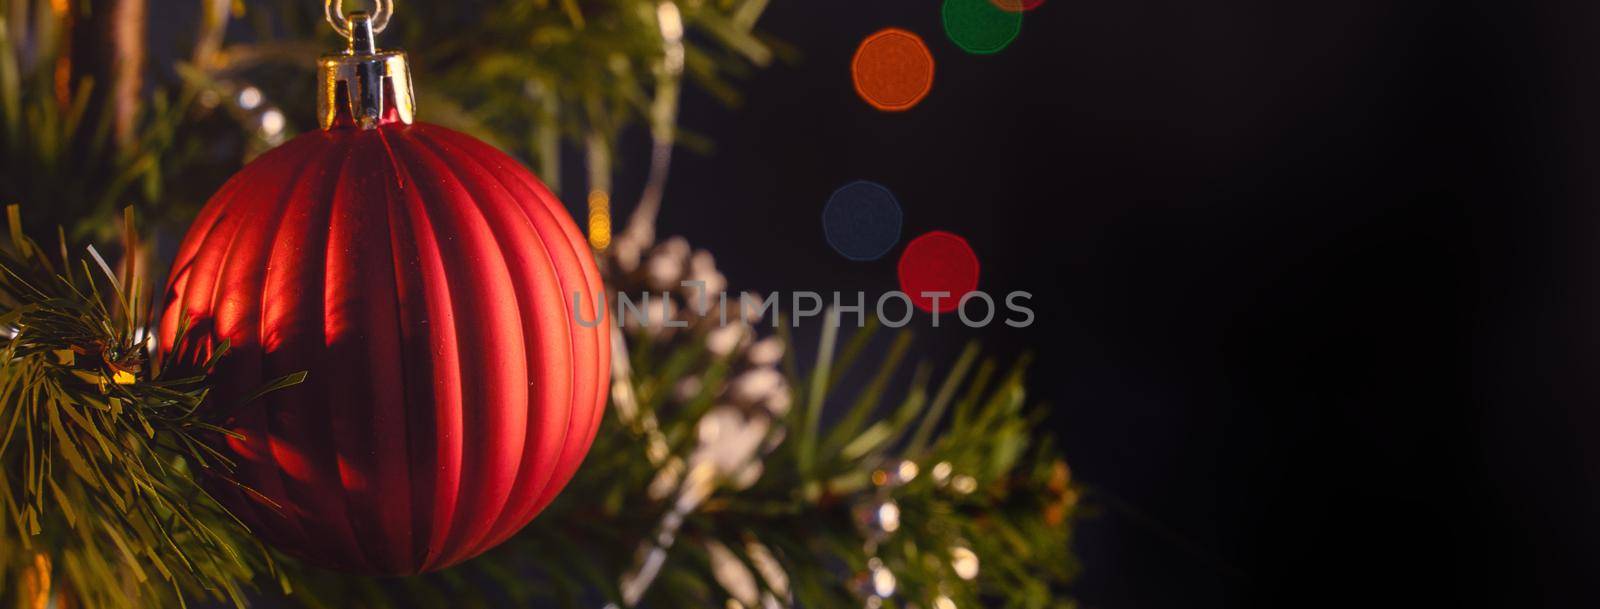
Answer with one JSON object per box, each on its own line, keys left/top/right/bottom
{"left": 871, "top": 564, "right": 896, "bottom": 597}
{"left": 898, "top": 231, "right": 980, "bottom": 313}
{"left": 851, "top": 28, "right": 936, "bottom": 112}
{"left": 896, "top": 460, "right": 919, "bottom": 483}
{"left": 588, "top": 190, "right": 612, "bottom": 250}
{"left": 877, "top": 501, "right": 901, "bottom": 533}
{"left": 823, "top": 180, "right": 903, "bottom": 261}
{"left": 589, "top": 214, "right": 612, "bottom": 251}
{"left": 238, "top": 86, "right": 263, "bottom": 110}
{"left": 951, "top": 474, "right": 978, "bottom": 494}
{"left": 259, "top": 108, "right": 286, "bottom": 136}
{"left": 950, "top": 546, "right": 980, "bottom": 579}
{"left": 943, "top": 0, "right": 1023, "bottom": 55}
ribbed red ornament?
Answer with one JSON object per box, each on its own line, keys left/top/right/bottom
{"left": 157, "top": 121, "right": 609, "bottom": 574}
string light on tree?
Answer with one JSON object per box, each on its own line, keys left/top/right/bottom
{"left": 949, "top": 545, "right": 980, "bottom": 580}
{"left": 237, "top": 85, "right": 263, "bottom": 109}
{"left": 589, "top": 189, "right": 613, "bottom": 250}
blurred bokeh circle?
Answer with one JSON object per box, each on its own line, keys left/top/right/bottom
{"left": 823, "top": 180, "right": 905, "bottom": 261}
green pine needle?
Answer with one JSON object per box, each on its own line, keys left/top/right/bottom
{"left": 0, "top": 207, "right": 292, "bottom": 609}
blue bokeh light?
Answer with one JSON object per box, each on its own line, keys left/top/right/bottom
{"left": 823, "top": 180, "right": 904, "bottom": 261}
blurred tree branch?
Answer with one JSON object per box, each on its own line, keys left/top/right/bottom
{"left": 71, "top": 0, "right": 145, "bottom": 148}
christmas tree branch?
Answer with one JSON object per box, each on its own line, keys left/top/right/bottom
{"left": 258, "top": 247, "right": 1078, "bottom": 608}
{"left": 0, "top": 207, "right": 292, "bottom": 609}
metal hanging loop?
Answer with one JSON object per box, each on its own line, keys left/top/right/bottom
{"left": 316, "top": 0, "right": 413, "bottom": 129}
{"left": 325, "top": 0, "right": 392, "bottom": 40}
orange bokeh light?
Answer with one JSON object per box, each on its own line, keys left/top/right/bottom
{"left": 851, "top": 28, "right": 936, "bottom": 112}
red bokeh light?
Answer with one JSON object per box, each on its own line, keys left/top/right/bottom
{"left": 898, "top": 231, "right": 981, "bottom": 313}
{"left": 989, "top": 0, "right": 1046, "bottom": 12}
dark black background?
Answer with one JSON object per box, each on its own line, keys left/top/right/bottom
{"left": 588, "top": 1, "right": 1599, "bottom": 606}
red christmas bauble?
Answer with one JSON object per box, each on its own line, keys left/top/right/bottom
{"left": 158, "top": 119, "right": 609, "bottom": 574}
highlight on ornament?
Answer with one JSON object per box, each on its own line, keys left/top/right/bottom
{"left": 852, "top": 28, "right": 937, "bottom": 111}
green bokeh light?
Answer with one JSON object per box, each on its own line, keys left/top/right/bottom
{"left": 942, "top": 0, "right": 1023, "bottom": 55}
